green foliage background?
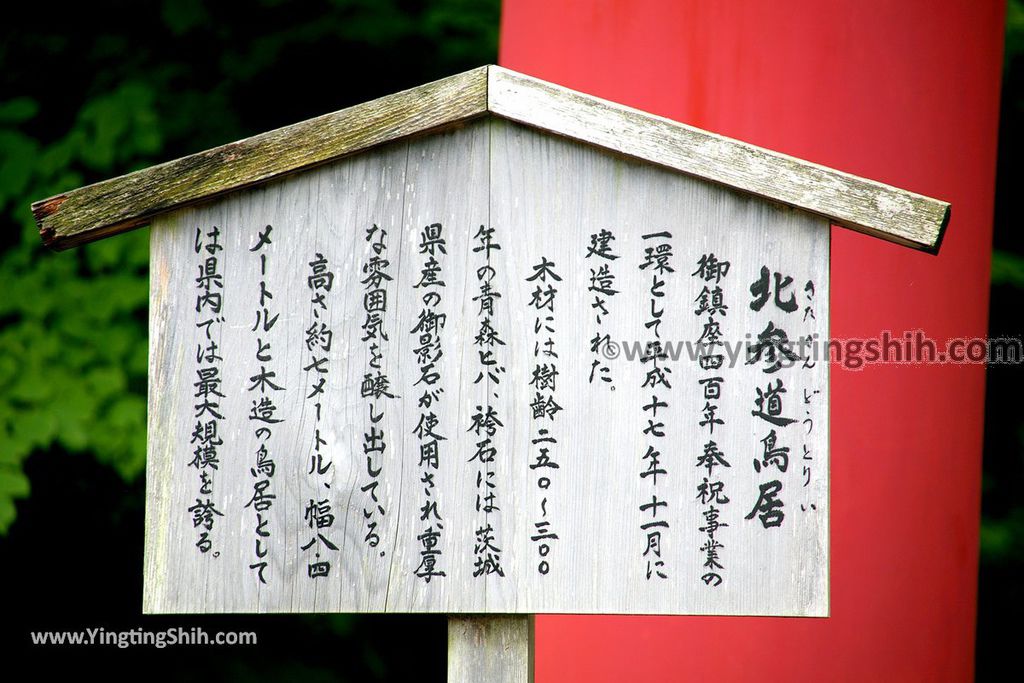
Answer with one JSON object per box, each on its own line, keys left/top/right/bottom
{"left": 976, "top": 2, "right": 1024, "bottom": 675}
{"left": 0, "top": 2, "right": 497, "bottom": 679}
{"left": 0, "top": 0, "right": 498, "bottom": 532}
{"left": 0, "top": 0, "right": 1019, "bottom": 679}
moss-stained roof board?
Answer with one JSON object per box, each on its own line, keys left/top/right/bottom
{"left": 32, "top": 65, "right": 949, "bottom": 253}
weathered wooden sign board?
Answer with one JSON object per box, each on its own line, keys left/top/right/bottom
{"left": 32, "top": 66, "right": 948, "bottom": 621}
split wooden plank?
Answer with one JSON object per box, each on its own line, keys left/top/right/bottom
{"left": 33, "top": 67, "right": 489, "bottom": 250}
{"left": 487, "top": 66, "right": 949, "bottom": 253}
{"left": 33, "top": 64, "right": 949, "bottom": 253}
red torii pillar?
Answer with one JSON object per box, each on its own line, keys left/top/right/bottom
{"left": 500, "top": 1, "right": 1003, "bottom": 680}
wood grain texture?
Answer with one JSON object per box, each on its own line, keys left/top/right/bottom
{"left": 486, "top": 118, "right": 830, "bottom": 616}
{"left": 34, "top": 65, "right": 947, "bottom": 253}
{"left": 143, "top": 119, "right": 830, "bottom": 616}
{"left": 34, "top": 67, "right": 489, "bottom": 250}
{"left": 448, "top": 615, "right": 533, "bottom": 683}
{"left": 488, "top": 66, "right": 949, "bottom": 253}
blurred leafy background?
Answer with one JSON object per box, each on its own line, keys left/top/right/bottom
{"left": 0, "top": 0, "right": 497, "bottom": 679}
{"left": 977, "top": 0, "right": 1024, "bottom": 678}
{"left": 0, "top": 0, "right": 1019, "bottom": 680}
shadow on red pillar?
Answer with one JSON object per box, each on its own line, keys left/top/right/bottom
{"left": 500, "top": 1, "right": 1003, "bottom": 680}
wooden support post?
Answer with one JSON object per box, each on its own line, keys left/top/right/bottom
{"left": 447, "top": 615, "right": 534, "bottom": 683}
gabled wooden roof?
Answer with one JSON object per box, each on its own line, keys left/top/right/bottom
{"left": 32, "top": 65, "right": 949, "bottom": 253}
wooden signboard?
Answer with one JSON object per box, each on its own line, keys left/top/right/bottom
{"left": 142, "top": 115, "right": 829, "bottom": 615}
{"left": 32, "top": 65, "right": 948, "bottom": 675}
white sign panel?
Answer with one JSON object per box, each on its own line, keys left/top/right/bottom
{"left": 143, "top": 119, "right": 828, "bottom": 616}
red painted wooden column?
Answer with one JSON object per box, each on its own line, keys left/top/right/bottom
{"left": 500, "top": 1, "right": 1003, "bottom": 680}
